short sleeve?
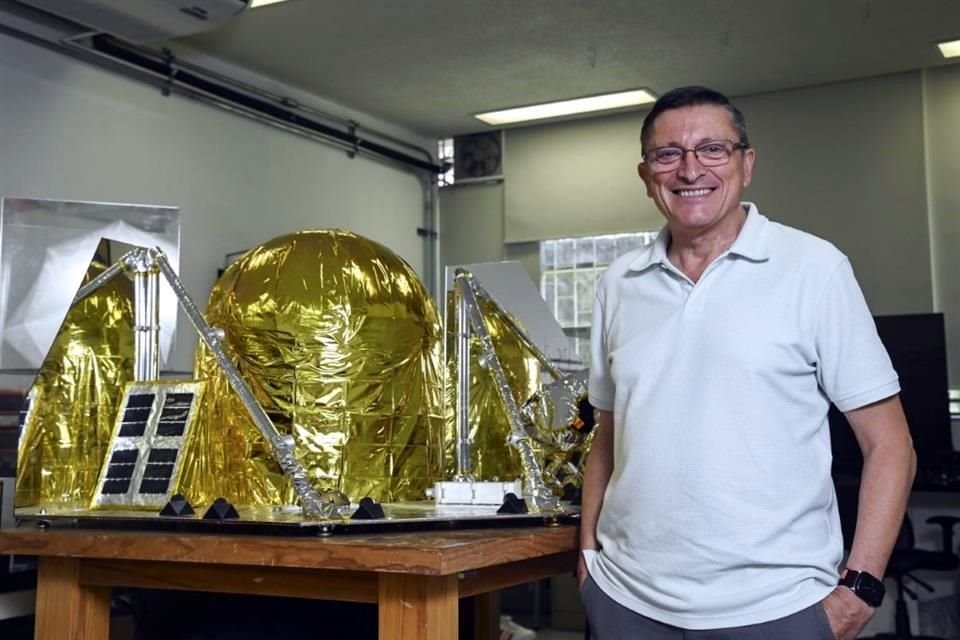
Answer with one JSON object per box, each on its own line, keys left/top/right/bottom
{"left": 815, "top": 259, "right": 900, "bottom": 412}
{"left": 588, "top": 283, "right": 615, "bottom": 411}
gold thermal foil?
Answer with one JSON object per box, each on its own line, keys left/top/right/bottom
{"left": 181, "top": 230, "right": 444, "bottom": 507}
{"left": 16, "top": 253, "right": 136, "bottom": 508}
{"left": 445, "top": 291, "right": 596, "bottom": 491}
{"left": 444, "top": 293, "right": 541, "bottom": 482}
{"left": 522, "top": 371, "right": 597, "bottom": 489}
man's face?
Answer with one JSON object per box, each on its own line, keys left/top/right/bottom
{"left": 638, "top": 105, "right": 755, "bottom": 235}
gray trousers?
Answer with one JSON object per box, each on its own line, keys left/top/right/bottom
{"left": 581, "top": 575, "right": 835, "bottom": 639}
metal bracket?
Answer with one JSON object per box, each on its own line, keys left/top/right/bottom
{"left": 347, "top": 120, "right": 359, "bottom": 158}
{"left": 453, "top": 269, "right": 559, "bottom": 512}
{"left": 161, "top": 47, "right": 178, "bottom": 97}
{"left": 453, "top": 280, "right": 472, "bottom": 480}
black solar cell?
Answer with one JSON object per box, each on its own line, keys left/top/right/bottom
{"left": 164, "top": 393, "right": 193, "bottom": 406}
{"left": 122, "top": 406, "right": 152, "bottom": 422}
{"left": 102, "top": 478, "right": 132, "bottom": 494}
{"left": 126, "top": 394, "right": 156, "bottom": 408}
{"left": 139, "top": 478, "right": 171, "bottom": 494}
{"left": 143, "top": 462, "right": 175, "bottom": 479}
{"left": 148, "top": 448, "right": 179, "bottom": 463}
{"left": 156, "top": 421, "right": 186, "bottom": 437}
{"left": 106, "top": 464, "right": 135, "bottom": 479}
{"left": 110, "top": 449, "right": 139, "bottom": 464}
{"left": 119, "top": 422, "right": 148, "bottom": 437}
{"left": 159, "top": 407, "right": 191, "bottom": 422}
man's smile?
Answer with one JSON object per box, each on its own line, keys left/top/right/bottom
{"left": 672, "top": 187, "right": 716, "bottom": 197}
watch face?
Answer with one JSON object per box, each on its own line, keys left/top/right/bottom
{"left": 858, "top": 579, "right": 883, "bottom": 600}
{"left": 843, "top": 571, "right": 885, "bottom": 607}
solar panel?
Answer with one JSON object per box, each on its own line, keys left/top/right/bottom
{"left": 90, "top": 381, "right": 204, "bottom": 509}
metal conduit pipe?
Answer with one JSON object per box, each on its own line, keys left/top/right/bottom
{"left": 156, "top": 47, "right": 436, "bottom": 166}
{"left": 60, "top": 31, "right": 438, "bottom": 168}
{"left": 86, "top": 34, "right": 445, "bottom": 174}
{"left": 416, "top": 172, "right": 441, "bottom": 305}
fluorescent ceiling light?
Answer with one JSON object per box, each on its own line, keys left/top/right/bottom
{"left": 249, "top": 0, "right": 289, "bottom": 8}
{"left": 475, "top": 89, "right": 657, "bottom": 126}
{"left": 937, "top": 39, "right": 960, "bottom": 58}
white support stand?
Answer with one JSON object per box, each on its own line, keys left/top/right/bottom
{"left": 429, "top": 480, "right": 524, "bottom": 506}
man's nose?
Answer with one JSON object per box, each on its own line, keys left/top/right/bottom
{"left": 677, "top": 149, "right": 705, "bottom": 181}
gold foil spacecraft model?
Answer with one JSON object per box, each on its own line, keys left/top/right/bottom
{"left": 16, "top": 228, "right": 590, "bottom": 522}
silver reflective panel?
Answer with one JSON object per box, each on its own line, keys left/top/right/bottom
{"left": 0, "top": 198, "right": 179, "bottom": 371}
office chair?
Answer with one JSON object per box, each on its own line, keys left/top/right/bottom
{"left": 868, "top": 514, "right": 960, "bottom": 640}
{"left": 835, "top": 476, "right": 960, "bottom": 639}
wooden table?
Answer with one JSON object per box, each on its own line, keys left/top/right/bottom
{"left": 0, "top": 523, "right": 578, "bottom": 639}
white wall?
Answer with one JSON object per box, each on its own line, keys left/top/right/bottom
{"left": 742, "top": 72, "right": 931, "bottom": 316}
{"left": 923, "top": 64, "right": 960, "bottom": 391}
{"left": 504, "top": 110, "right": 660, "bottom": 243}
{"left": 438, "top": 181, "right": 504, "bottom": 270}
{"left": 0, "top": 33, "right": 429, "bottom": 372}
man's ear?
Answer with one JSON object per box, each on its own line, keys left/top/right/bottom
{"left": 637, "top": 162, "right": 654, "bottom": 198}
{"left": 741, "top": 148, "right": 756, "bottom": 188}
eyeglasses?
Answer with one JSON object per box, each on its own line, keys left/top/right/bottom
{"left": 643, "top": 140, "right": 749, "bottom": 173}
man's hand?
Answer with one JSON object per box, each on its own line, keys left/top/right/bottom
{"left": 578, "top": 409, "right": 613, "bottom": 593}
{"left": 821, "top": 585, "right": 875, "bottom": 640}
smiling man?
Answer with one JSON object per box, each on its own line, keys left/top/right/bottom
{"left": 579, "top": 86, "right": 916, "bottom": 640}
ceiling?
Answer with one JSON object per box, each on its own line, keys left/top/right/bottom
{"left": 181, "top": 0, "right": 960, "bottom": 138}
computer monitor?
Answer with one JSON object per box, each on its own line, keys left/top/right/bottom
{"left": 829, "top": 313, "right": 953, "bottom": 487}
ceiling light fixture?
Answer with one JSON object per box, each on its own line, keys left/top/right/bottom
{"left": 249, "top": 0, "right": 289, "bottom": 8}
{"left": 937, "top": 39, "right": 960, "bottom": 58}
{"left": 474, "top": 89, "right": 657, "bottom": 126}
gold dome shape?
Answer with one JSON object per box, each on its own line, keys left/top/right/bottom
{"left": 180, "top": 230, "right": 444, "bottom": 508}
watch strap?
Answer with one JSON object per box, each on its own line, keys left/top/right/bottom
{"left": 839, "top": 569, "right": 885, "bottom": 608}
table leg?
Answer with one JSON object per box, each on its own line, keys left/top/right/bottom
{"left": 35, "top": 557, "right": 110, "bottom": 640}
{"left": 471, "top": 591, "right": 499, "bottom": 640}
{"left": 378, "top": 573, "right": 458, "bottom": 640}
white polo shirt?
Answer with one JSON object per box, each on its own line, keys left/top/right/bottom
{"left": 586, "top": 203, "right": 899, "bottom": 629}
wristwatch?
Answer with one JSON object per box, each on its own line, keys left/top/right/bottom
{"left": 839, "top": 569, "right": 885, "bottom": 607}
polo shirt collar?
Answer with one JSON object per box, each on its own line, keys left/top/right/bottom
{"left": 627, "top": 225, "right": 670, "bottom": 271}
{"left": 628, "top": 201, "right": 769, "bottom": 271}
{"left": 727, "top": 202, "right": 770, "bottom": 262}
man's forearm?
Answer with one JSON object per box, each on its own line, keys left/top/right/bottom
{"left": 581, "top": 409, "right": 614, "bottom": 550}
{"left": 845, "top": 397, "right": 917, "bottom": 578}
